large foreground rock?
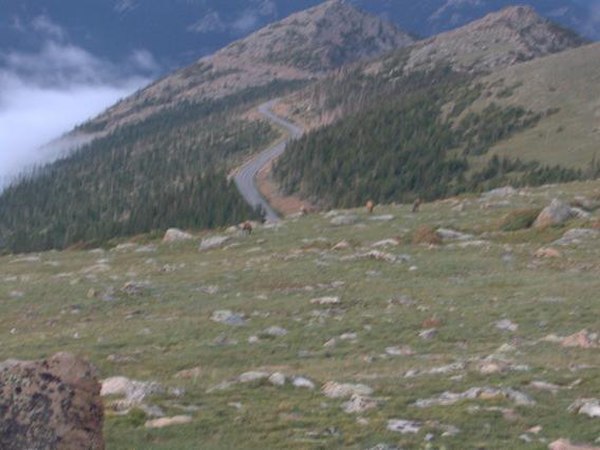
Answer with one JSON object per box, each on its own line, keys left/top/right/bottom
{"left": 0, "top": 352, "right": 104, "bottom": 450}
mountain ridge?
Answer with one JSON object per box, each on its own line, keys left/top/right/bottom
{"left": 86, "top": 0, "right": 413, "bottom": 133}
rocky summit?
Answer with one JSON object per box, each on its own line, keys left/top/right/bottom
{"left": 90, "top": 0, "right": 413, "bottom": 132}
{"left": 0, "top": 352, "right": 104, "bottom": 450}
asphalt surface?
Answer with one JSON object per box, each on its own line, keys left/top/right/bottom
{"left": 233, "top": 100, "right": 304, "bottom": 222}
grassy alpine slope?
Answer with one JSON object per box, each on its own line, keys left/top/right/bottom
{"left": 1, "top": 180, "right": 599, "bottom": 449}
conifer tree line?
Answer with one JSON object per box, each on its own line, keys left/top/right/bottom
{"left": 0, "top": 81, "right": 303, "bottom": 253}
{"left": 273, "top": 64, "right": 588, "bottom": 209}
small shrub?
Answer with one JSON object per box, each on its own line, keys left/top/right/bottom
{"left": 412, "top": 225, "right": 442, "bottom": 245}
{"left": 499, "top": 208, "right": 542, "bottom": 232}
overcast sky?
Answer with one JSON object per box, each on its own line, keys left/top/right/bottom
{"left": 0, "top": 16, "right": 156, "bottom": 187}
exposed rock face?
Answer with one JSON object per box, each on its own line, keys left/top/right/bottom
{"left": 88, "top": 0, "right": 413, "bottom": 132}
{"left": 0, "top": 352, "right": 104, "bottom": 450}
{"left": 403, "top": 6, "right": 585, "bottom": 74}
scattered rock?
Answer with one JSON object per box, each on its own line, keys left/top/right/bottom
{"left": 121, "top": 280, "right": 149, "bottom": 296}
{"left": 332, "top": 240, "right": 351, "bottom": 250}
{"left": 340, "top": 332, "right": 358, "bottom": 341}
{"left": 387, "top": 419, "right": 422, "bottom": 434}
{"left": 359, "top": 250, "right": 397, "bottom": 263}
{"left": 210, "top": 310, "right": 246, "bottom": 326}
{"left": 419, "top": 328, "right": 438, "bottom": 340}
{"left": 414, "top": 387, "right": 535, "bottom": 408}
{"left": 292, "top": 377, "right": 316, "bottom": 389}
{"left": 163, "top": 228, "right": 193, "bottom": 243}
{"left": 145, "top": 415, "right": 192, "bottom": 429}
{"left": 199, "top": 236, "right": 230, "bottom": 250}
{"left": 367, "top": 444, "right": 400, "bottom": 450}
{"left": 342, "top": 394, "right": 378, "bottom": 414}
{"left": 479, "top": 361, "right": 508, "bottom": 375}
{"left": 436, "top": 228, "right": 473, "bottom": 241}
{"left": 261, "top": 326, "right": 288, "bottom": 337}
{"left": 174, "top": 367, "right": 202, "bottom": 380}
{"left": 0, "top": 352, "right": 104, "bottom": 450}
{"left": 331, "top": 215, "right": 358, "bottom": 226}
{"left": 371, "top": 239, "right": 400, "bottom": 248}
{"left": 322, "top": 382, "right": 373, "bottom": 399}
{"left": 496, "top": 319, "right": 518, "bottom": 332}
{"left": 535, "top": 247, "right": 562, "bottom": 258}
{"left": 310, "top": 296, "right": 340, "bottom": 305}
{"left": 385, "top": 346, "right": 415, "bottom": 357}
{"left": 550, "top": 439, "right": 600, "bottom": 450}
{"left": 369, "top": 214, "right": 395, "bottom": 222}
{"left": 239, "top": 371, "right": 270, "bottom": 383}
{"left": 554, "top": 228, "right": 599, "bottom": 246}
{"left": 269, "top": 373, "right": 286, "bottom": 386}
{"left": 483, "top": 186, "right": 516, "bottom": 198}
{"left": 568, "top": 399, "right": 600, "bottom": 418}
{"left": 534, "top": 199, "right": 577, "bottom": 229}
{"left": 562, "top": 330, "right": 598, "bottom": 348}
{"left": 101, "top": 376, "right": 163, "bottom": 410}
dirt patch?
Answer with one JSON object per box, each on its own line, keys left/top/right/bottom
{"left": 256, "top": 159, "right": 316, "bottom": 217}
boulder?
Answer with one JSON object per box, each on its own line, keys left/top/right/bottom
{"left": 0, "top": 352, "right": 104, "bottom": 450}
{"left": 210, "top": 310, "right": 246, "bottom": 326}
{"left": 145, "top": 415, "right": 192, "bottom": 429}
{"left": 163, "top": 228, "right": 193, "bottom": 243}
{"left": 534, "top": 199, "right": 576, "bottom": 229}
{"left": 549, "top": 439, "right": 600, "bottom": 450}
{"left": 199, "top": 236, "right": 230, "bottom": 250}
{"left": 322, "top": 381, "right": 373, "bottom": 399}
{"left": 330, "top": 215, "right": 358, "bottom": 226}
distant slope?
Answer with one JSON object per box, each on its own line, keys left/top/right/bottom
{"left": 402, "top": 5, "right": 586, "bottom": 73}
{"left": 281, "top": 6, "right": 585, "bottom": 128}
{"left": 87, "top": 0, "right": 413, "bottom": 134}
{"left": 0, "top": 1, "right": 414, "bottom": 253}
{"left": 460, "top": 43, "right": 600, "bottom": 169}
{"left": 273, "top": 7, "right": 591, "bottom": 208}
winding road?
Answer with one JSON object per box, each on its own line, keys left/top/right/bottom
{"left": 234, "top": 100, "right": 304, "bottom": 222}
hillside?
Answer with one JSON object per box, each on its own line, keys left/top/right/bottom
{"left": 0, "top": 1, "right": 413, "bottom": 253}
{"left": 1, "top": 180, "right": 600, "bottom": 448}
{"left": 87, "top": 0, "right": 413, "bottom": 133}
{"left": 458, "top": 42, "right": 600, "bottom": 170}
{"left": 401, "top": 5, "right": 586, "bottom": 73}
{"left": 272, "top": 7, "right": 592, "bottom": 209}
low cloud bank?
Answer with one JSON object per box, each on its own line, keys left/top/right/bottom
{"left": 0, "top": 15, "right": 157, "bottom": 186}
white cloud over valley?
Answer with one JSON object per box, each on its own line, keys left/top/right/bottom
{"left": 0, "top": 15, "right": 156, "bottom": 186}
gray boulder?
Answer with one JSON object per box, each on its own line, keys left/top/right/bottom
{"left": 0, "top": 352, "right": 104, "bottom": 450}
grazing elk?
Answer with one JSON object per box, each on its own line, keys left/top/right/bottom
{"left": 241, "top": 221, "right": 253, "bottom": 235}
{"left": 366, "top": 200, "right": 375, "bottom": 214}
{"left": 412, "top": 198, "right": 422, "bottom": 213}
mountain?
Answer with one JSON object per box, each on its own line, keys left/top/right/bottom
{"left": 0, "top": 0, "right": 412, "bottom": 253}
{"left": 281, "top": 6, "right": 586, "bottom": 128}
{"left": 401, "top": 5, "right": 586, "bottom": 73}
{"left": 88, "top": 0, "right": 413, "bottom": 133}
{"left": 0, "top": 2, "right": 594, "bottom": 253}
{"left": 0, "top": 0, "right": 596, "bottom": 73}
{"left": 272, "top": 8, "right": 592, "bottom": 208}
{"left": 463, "top": 42, "right": 600, "bottom": 170}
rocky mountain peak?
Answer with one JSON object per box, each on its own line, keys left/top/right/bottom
{"left": 89, "top": 0, "right": 414, "bottom": 131}
{"left": 216, "top": 0, "right": 414, "bottom": 73}
{"left": 403, "top": 5, "right": 585, "bottom": 73}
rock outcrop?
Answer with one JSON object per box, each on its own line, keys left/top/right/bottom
{"left": 0, "top": 352, "right": 104, "bottom": 450}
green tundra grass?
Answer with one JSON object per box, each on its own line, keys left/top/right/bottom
{"left": 1, "top": 180, "right": 599, "bottom": 449}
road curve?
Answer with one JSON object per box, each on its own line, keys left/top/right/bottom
{"left": 234, "top": 100, "right": 304, "bottom": 222}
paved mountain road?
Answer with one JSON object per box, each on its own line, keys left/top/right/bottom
{"left": 233, "top": 100, "right": 304, "bottom": 222}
